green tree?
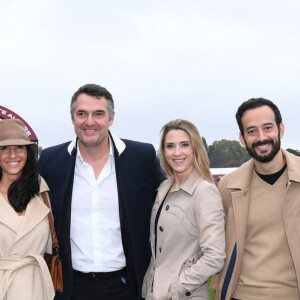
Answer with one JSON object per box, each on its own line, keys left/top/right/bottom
{"left": 208, "top": 139, "right": 250, "bottom": 167}
{"left": 202, "top": 137, "right": 208, "bottom": 153}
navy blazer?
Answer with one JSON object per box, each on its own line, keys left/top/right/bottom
{"left": 39, "top": 133, "right": 166, "bottom": 300}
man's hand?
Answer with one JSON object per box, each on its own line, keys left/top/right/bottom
{"left": 168, "top": 290, "right": 172, "bottom": 300}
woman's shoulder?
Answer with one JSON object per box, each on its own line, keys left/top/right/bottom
{"left": 39, "top": 176, "right": 50, "bottom": 193}
{"left": 193, "top": 176, "right": 222, "bottom": 206}
{"left": 158, "top": 177, "right": 174, "bottom": 189}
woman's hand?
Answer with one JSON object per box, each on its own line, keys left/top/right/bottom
{"left": 168, "top": 290, "right": 172, "bottom": 300}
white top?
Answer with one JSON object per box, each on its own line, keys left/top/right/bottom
{"left": 70, "top": 138, "right": 126, "bottom": 272}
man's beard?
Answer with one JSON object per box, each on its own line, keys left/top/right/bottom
{"left": 245, "top": 137, "right": 281, "bottom": 163}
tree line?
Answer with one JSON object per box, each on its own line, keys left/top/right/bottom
{"left": 202, "top": 138, "right": 300, "bottom": 168}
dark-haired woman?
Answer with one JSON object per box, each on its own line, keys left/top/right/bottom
{"left": 0, "top": 119, "right": 54, "bottom": 300}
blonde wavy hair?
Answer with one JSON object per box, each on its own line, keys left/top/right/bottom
{"left": 160, "top": 119, "right": 213, "bottom": 183}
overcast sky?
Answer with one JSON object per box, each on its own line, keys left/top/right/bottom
{"left": 1, "top": 0, "right": 300, "bottom": 150}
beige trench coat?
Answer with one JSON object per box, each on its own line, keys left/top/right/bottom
{"left": 210, "top": 149, "right": 300, "bottom": 300}
{"left": 0, "top": 178, "right": 55, "bottom": 300}
{"left": 143, "top": 169, "right": 226, "bottom": 300}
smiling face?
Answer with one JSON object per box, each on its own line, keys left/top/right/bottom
{"left": 72, "top": 93, "right": 115, "bottom": 150}
{"left": 0, "top": 145, "right": 27, "bottom": 180}
{"left": 239, "top": 105, "right": 284, "bottom": 163}
{"left": 164, "top": 129, "right": 194, "bottom": 179}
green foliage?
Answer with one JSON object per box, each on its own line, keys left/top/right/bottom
{"left": 208, "top": 139, "right": 250, "bottom": 168}
{"left": 157, "top": 138, "right": 300, "bottom": 169}
{"left": 202, "top": 137, "right": 208, "bottom": 153}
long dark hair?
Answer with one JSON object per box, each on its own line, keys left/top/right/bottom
{"left": 0, "top": 145, "right": 40, "bottom": 212}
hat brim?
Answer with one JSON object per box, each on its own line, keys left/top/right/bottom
{"left": 0, "top": 139, "right": 38, "bottom": 151}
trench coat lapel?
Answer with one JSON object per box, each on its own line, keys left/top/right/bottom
{"left": 15, "top": 195, "right": 50, "bottom": 243}
{"left": 156, "top": 178, "right": 174, "bottom": 205}
{"left": 0, "top": 194, "right": 20, "bottom": 233}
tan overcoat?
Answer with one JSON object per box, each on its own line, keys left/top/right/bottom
{"left": 0, "top": 178, "right": 55, "bottom": 300}
{"left": 143, "top": 169, "right": 226, "bottom": 300}
{"left": 210, "top": 150, "right": 300, "bottom": 300}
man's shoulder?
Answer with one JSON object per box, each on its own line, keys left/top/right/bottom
{"left": 122, "top": 138, "right": 154, "bottom": 149}
{"left": 220, "top": 160, "right": 252, "bottom": 184}
{"left": 120, "top": 138, "right": 156, "bottom": 155}
{"left": 284, "top": 149, "right": 300, "bottom": 163}
{"left": 283, "top": 149, "right": 300, "bottom": 180}
{"left": 42, "top": 141, "right": 72, "bottom": 154}
{"left": 115, "top": 138, "right": 158, "bottom": 168}
{"left": 218, "top": 159, "right": 253, "bottom": 203}
{"left": 39, "top": 141, "right": 73, "bottom": 164}
{"left": 39, "top": 141, "right": 74, "bottom": 176}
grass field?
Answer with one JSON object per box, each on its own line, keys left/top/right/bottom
{"left": 208, "top": 278, "right": 214, "bottom": 300}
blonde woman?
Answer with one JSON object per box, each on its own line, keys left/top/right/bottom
{"left": 143, "top": 119, "right": 225, "bottom": 300}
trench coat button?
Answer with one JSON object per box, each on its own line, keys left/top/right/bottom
{"left": 186, "top": 291, "right": 191, "bottom": 296}
{"left": 159, "top": 247, "right": 162, "bottom": 253}
{"left": 159, "top": 226, "right": 164, "bottom": 232}
{"left": 166, "top": 205, "right": 169, "bottom": 211}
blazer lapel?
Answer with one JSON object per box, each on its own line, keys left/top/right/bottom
{"left": 231, "top": 188, "right": 250, "bottom": 259}
{"left": 226, "top": 159, "right": 254, "bottom": 284}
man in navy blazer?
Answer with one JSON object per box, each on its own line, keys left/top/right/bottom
{"left": 39, "top": 84, "right": 166, "bottom": 300}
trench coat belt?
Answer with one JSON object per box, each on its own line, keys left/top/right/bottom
{"left": 0, "top": 255, "right": 55, "bottom": 300}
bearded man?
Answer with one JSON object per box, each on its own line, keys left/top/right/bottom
{"left": 210, "top": 98, "right": 300, "bottom": 300}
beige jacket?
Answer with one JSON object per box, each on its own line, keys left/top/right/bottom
{"left": 143, "top": 169, "right": 226, "bottom": 300}
{"left": 210, "top": 150, "right": 300, "bottom": 300}
{"left": 0, "top": 178, "right": 54, "bottom": 300}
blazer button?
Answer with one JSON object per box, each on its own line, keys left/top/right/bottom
{"left": 186, "top": 291, "right": 191, "bottom": 296}
{"left": 159, "top": 226, "right": 164, "bottom": 232}
{"left": 166, "top": 205, "right": 169, "bottom": 211}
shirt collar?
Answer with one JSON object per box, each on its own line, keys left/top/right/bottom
{"left": 175, "top": 169, "right": 203, "bottom": 195}
{"left": 68, "top": 131, "right": 125, "bottom": 157}
{"left": 76, "top": 136, "right": 114, "bottom": 164}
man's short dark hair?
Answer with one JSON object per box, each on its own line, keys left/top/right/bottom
{"left": 70, "top": 84, "right": 115, "bottom": 119}
{"left": 236, "top": 97, "right": 282, "bottom": 137}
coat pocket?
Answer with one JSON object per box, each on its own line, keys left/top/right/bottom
{"left": 178, "top": 253, "right": 202, "bottom": 274}
{"left": 173, "top": 253, "right": 210, "bottom": 300}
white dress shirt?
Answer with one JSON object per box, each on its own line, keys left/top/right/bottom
{"left": 70, "top": 138, "right": 126, "bottom": 272}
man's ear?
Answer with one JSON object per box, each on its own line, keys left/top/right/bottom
{"left": 279, "top": 122, "right": 285, "bottom": 139}
{"left": 239, "top": 132, "right": 246, "bottom": 147}
{"left": 109, "top": 112, "right": 115, "bottom": 126}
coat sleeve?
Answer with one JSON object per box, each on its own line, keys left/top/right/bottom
{"left": 177, "top": 182, "right": 226, "bottom": 296}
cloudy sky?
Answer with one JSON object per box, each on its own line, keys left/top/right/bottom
{"left": 1, "top": 0, "right": 300, "bottom": 150}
